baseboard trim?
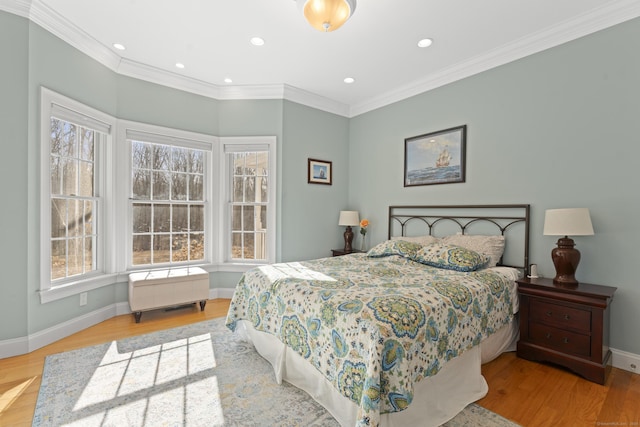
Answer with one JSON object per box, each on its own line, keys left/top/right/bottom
{"left": 27, "top": 304, "right": 119, "bottom": 354}
{"left": 211, "top": 287, "right": 236, "bottom": 299}
{"left": 0, "top": 289, "right": 237, "bottom": 359}
{"left": 611, "top": 348, "right": 640, "bottom": 375}
{"left": 0, "top": 335, "right": 29, "bottom": 359}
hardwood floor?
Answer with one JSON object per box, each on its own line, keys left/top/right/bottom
{"left": 479, "top": 352, "right": 640, "bottom": 426}
{"left": 0, "top": 299, "right": 231, "bottom": 427}
{"left": 1, "top": 298, "right": 638, "bottom": 426}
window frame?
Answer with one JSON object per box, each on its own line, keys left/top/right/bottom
{"left": 39, "top": 87, "right": 117, "bottom": 303}
{"left": 116, "top": 120, "right": 217, "bottom": 272}
{"left": 219, "top": 137, "right": 277, "bottom": 267}
{"left": 39, "top": 91, "right": 278, "bottom": 303}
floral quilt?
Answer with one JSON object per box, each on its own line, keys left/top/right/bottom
{"left": 225, "top": 253, "right": 515, "bottom": 427}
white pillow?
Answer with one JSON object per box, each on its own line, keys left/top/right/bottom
{"left": 391, "top": 235, "right": 440, "bottom": 246}
{"left": 441, "top": 234, "right": 505, "bottom": 267}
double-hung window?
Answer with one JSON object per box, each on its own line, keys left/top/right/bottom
{"left": 122, "top": 123, "right": 214, "bottom": 269}
{"left": 222, "top": 138, "right": 276, "bottom": 265}
{"left": 40, "top": 88, "right": 115, "bottom": 302}
{"left": 40, "top": 91, "right": 277, "bottom": 303}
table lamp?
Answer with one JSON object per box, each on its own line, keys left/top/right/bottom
{"left": 543, "top": 208, "right": 594, "bottom": 286}
{"left": 338, "top": 210, "right": 360, "bottom": 252}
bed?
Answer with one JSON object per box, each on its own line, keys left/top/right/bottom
{"left": 225, "top": 204, "right": 530, "bottom": 427}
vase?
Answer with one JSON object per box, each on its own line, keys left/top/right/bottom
{"left": 360, "top": 235, "right": 366, "bottom": 251}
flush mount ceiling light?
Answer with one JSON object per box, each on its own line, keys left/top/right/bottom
{"left": 297, "top": 0, "right": 356, "bottom": 32}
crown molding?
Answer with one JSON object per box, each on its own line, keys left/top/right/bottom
{"left": 0, "top": 0, "right": 29, "bottom": 16}
{"left": 349, "top": 0, "right": 640, "bottom": 117}
{"left": 2, "top": 0, "right": 638, "bottom": 119}
{"left": 117, "top": 58, "right": 222, "bottom": 99}
{"left": 0, "top": 0, "right": 351, "bottom": 116}
{"left": 27, "top": 0, "right": 121, "bottom": 70}
{"left": 282, "top": 85, "right": 351, "bottom": 117}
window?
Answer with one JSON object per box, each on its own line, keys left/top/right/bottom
{"left": 130, "top": 141, "right": 205, "bottom": 265}
{"left": 50, "top": 118, "right": 100, "bottom": 279}
{"left": 40, "top": 88, "right": 116, "bottom": 301}
{"left": 223, "top": 138, "right": 276, "bottom": 264}
{"left": 121, "top": 123, "right": 214, "bottom": 269}
{"left": 40, "top": 90, "right": 277, "bottom": 303}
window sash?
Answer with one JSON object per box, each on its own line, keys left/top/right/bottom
{"left": 130, "top": 200, "right": 206, "bottom": 266}
{"left": 40, "top": 87, "right": 115, "bottom": 294}
{"left": 125, "top": 125, "right": 213, "bottom": 269}
{"left": 223, "top": 138, "right": 276, "bottom": 264}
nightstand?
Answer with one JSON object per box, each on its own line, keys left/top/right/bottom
{"left": 516, "top": 277, "right": 616, "bottom": 384}
{"left": 331, "top": 249, "right": 365, "bottom": 257}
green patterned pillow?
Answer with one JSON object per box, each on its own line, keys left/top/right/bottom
{"left": 366, "top": 240, "right": 423, "bottom": 258}
{"left": 412, "top": 243, "right": 489, "bottom": 272}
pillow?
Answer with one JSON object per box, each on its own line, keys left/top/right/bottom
{"left": 412, "top": 243, "right": 489, "bottom": 272}
{"left": 441, "top": 234, "right": 505, "bottom": 267}
{"left": 391, "top": 235, "right": 440, "bottom": 246}
{"left": 366, "top": 240, "right": 422, "bottom": 258}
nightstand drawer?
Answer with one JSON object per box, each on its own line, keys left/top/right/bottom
{"left": 530, "top": 299, "right": 591, "bottom": 333}
{"left": 529, "top": 322, "right": 591, "bottom": 357}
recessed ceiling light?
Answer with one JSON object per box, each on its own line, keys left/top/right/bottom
{"left": 175, "top": 63, "right": 185, "bottom": 69}
{"left": 224, "top": 78, "right": 233, "bottom": 84}
{"left": 344, "top": 77, "right": 355, "bottom": 84}
{"left": 250, "top": 37, "right": 265, "bottom": 46}
{"left": 113, "top": 43, "right": 125, "bottom": 50}
{"left": 417, "top": 38, "right": 433, "bottom": 48}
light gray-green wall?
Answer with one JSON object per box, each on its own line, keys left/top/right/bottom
{"left": 0, "top": 10, "right": 349, "bottom": 339}
{"left": 281, "top": 101, "right": 351, "bottom": 262}
{"left": 1, "top": 9, "right": 637, "bottom": 356}
{"left": 0, "top": 12, "right": 29, "bottom": 338}
{"left": 348, "top": 17, "right": 640, "bottom": 355}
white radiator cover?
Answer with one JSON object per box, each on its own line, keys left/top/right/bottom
{"left": 128, "top": 267, "right": 209, "bottom": 312}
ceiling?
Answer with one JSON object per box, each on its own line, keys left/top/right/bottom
{"left": 4, "top": 0, "right": 639, "bottom": 116}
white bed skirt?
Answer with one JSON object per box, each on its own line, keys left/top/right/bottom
{"left": 234, "top": 318, "right": 518, "bottom": 427}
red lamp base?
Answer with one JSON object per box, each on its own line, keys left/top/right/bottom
{"left": 551, "top": 236, "right": 581, "bottom": 286}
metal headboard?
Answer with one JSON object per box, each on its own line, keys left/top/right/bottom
{"left": 388, "top": 204, "right": 530, "bottom": 271}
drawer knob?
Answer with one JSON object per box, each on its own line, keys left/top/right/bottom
{"left": 564, "top": 314, "right": 571, "bottom": 320}
{"left": 545, "top": 333, "right": 552, "bottom": 339}
{"left": 546, "top": 311, "right": 553, "bottom": 316}
{"left": 563, "top": 337, "right": 569, "bottom": 344}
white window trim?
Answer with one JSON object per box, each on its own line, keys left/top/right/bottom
{"left": 39, "top": 91, "right": 278, "bottom": 303}
{"left": 219, "top": 136, "right": 277, "bottom": 266}
{"left": 39, "top": 87, "right": 117, "bottom": 303}
{"left": 115, "top": 120, "right": 218, "bottom": 273}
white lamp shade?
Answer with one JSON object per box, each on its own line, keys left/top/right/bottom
{"left": 338, "top": 210, "right": 360, "bottom": 226}
{"left": 543, "top": 208, "right": 594, "bottom": 236}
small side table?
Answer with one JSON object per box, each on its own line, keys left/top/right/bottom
{"left": 331, "top": 249, "right": 365, "bottom": 257}
{"left": 516, "top": 276, "right": 616, "bottom": 384}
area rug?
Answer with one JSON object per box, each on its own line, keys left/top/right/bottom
{"left": 33, "top": 318, "right": 519, "bottom": 427}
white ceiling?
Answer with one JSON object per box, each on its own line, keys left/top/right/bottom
{"left": 4, "top": 0, "right": 640, "bottom": 116}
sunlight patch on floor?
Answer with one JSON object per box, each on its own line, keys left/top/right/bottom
{"left": 68, "top": 333, "right": 223, "bottom": 425}
{"left": 0, "top": 377, "right": 37, "bottom": 414}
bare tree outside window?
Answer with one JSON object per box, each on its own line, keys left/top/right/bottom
{"left": 230, "top": 151, "right": 268, "bottom": 260}
{"left": 50, "top": 118, "right": 99, "bottom": 280}
{"left": 130, "top": 140, "right": 205, "bottom": 266}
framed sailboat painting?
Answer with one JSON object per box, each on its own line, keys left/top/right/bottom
{"left": 404, "top": 125, "right": 467, "bottom": 187}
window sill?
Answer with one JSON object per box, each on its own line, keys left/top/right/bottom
{"left": 40, "top": 262, "right": 268, "bottom": 303}
{"left": 39, "top": 273, "right": 119, "bottom": 304}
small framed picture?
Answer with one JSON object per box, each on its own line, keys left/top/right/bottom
{"left": 308, "top": 158, "right": 332, "bottom": 185}
{"left": 404, "top": 125, "right": 467, "bottom": 186}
